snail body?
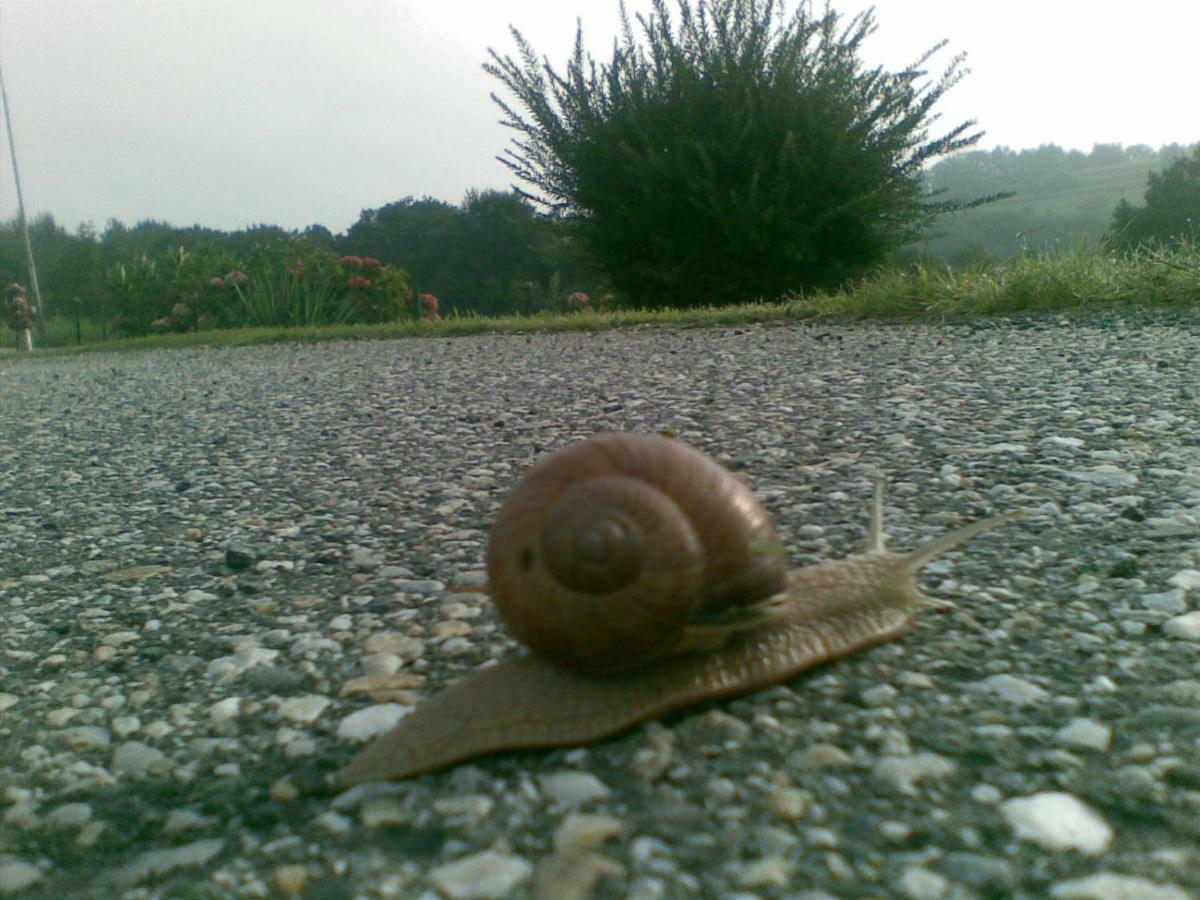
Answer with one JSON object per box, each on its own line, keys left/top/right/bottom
{"left": 338, "top": 433, "right": 1017, "bottom": 786}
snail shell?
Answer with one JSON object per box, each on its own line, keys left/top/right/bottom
{"left": 485, "top": 432, "right": 789, "bottom": 673}
{"left": 337, "top": 433, "right": 1019, "bottom": 785}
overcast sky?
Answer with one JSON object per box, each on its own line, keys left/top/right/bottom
{"left": 0, "top": 0, "right": 1195, "bottom": 235}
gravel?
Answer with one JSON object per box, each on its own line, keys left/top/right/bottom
{"left": 2, "top": 310, "right": 1199, "bottom": 898}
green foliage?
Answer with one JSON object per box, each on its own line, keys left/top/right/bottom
{"left": 912, "top": 142, "right": 1199, "bottom": 264}
{"left": 107, "top": 246, "right": 236, "bottom": 335}
{"left": 1109, "top": 146, "right": 1200, "bottom": 250}
{"left": 344, "top": 191, "right": 591, "bottom": 314}
{"left": 485, "top": 0, "right": 980, "bottom": 307}
{"left": 105, "top": 241, "right": 411, "bottom": 336}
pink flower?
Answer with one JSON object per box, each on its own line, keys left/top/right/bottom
{"left": 347, "top": 275, "right": 372, "bottom": 289}
{"left": 209, "top": 276, "right": 225, "bottom": 287}
{"left": 361, "top": 257, "right": 382, "bottom": 269}
{"left": 224, "top": 271, "right": 249, "bottom": 285}
{"left": 338, "top": 255, "right": 363, "bottom": 267}
{"left": 568, "top": 291, "right": 591, "bottom": 311}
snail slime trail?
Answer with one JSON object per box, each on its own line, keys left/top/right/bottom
{"left": 338, "top": 432, "right": 1020, "bottom": 785}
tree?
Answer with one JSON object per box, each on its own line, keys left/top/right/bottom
{"left": 1109, "top": 146, "right": 1200, "bottom": 250}
{"left": 485, "top": 0, "right": 982, "bottom": 306}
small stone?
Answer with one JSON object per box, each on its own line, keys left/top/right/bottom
{"left": 1055, "top": 718, "right": 1111, "bottom": 751}
{"left": 552, "top": 813, "right": 624, "bottom": 855}
{"left": 1164, "top": 612, "right": 1200, "bottom": 641}
{"left": 269, "top": 778, "right": 299, "bottom": 803}
{"left": 1067, "top": 465, "right": 1138, "bottom": 487}
{"left": 938, "top": 853, "right": 1013, "bottom": 892}
{"left": 389, "top": 578, "right": 445, "bottom": 594}
{"left": 56, "top": 725, "right": 112, "bottom": 751}
{"left": 278, "top": 694, "right": 331, "bottom": 724}
{"left": 362, "top": 632, "right": 424, "bottom": 659}
{"left": 360, "top": 795, "right": 408, "bottom": 828}
{"left": 1049, "top": 872, "right": 1191, "bottom": 900}
{"left": 1141, "top": 589, "right": 1187, "bottom": 614}
{"left": 208, "top": 697, "right": 244, "bottom": 723}
{"left": 1168, "top": 569, "right": 1200, "bottom": 590}
{"left": 873, "top": 753, "right": 956, "bottom": 794}
{"left": 434, "top": 620, "right": 472, "bottom": 639}
{"left": 978, "top": 674, "right": 1050, "bottom": 706}
{"left": 0, "top": 861, "right": 42, "bottom": 894}
{"left": 339, "top": 673, "right": 424, "bottom": 702}
{"left": 971, "top": 784, "right": 1003, "bottom": 804}
{"left": 534, "top": 851, "right": 622, "bottom": 900}
{"left": 433, "top": 795, "right": 494, "bottom": 825}
{"left": 540, "top": 771, "right": 612, "bottom": 806}
{"left": 860, "top": 683, "right": 899, "bottom": 707}
{"left": 428, "top": 849, "right": 533, "bottom": 899}
{"left": 206, "top": 646, "right": 279, "bottom": 680}
{"left": 899, "top": 866, "right": 949, "bottom": 900}
{"left": 111, "top": 740, "right": 168, "bottom": 776}
{"left": 337, "top": 704, "right": 410, "bottom": 741}
{"left": 315, "top": 811, "right": 352, "bottom": 835}
{"left": 0, "top": 693, "right": 18, "bottom": 713}
{"left": 767, "top": 787, "right": 809, "bottom": 822}
{"left": 163, "top": 809, "right": 213, "bottom": 833}
{"left": 76, "top": 820, "right": 106, "bottom": 847}
{"left": 108, "top": 838, "right": 225, "bottom": 887}
{"left": 734, "top": 856, "right": 792, "bottom": 889}
{"left": 272, "top": 864, "right": 311, "bottom": 896}
{"left": 102, "top": 564, "right": 172, "bottom": 582}
{"left": 46, "top": 802, "right": 93, "bottom": 829}
{"left": 1001, "top": 791, "right": 1112, "bottom": 854}
{"left": 359, "top": 652, "right": 403, "bottom": 675}
{"left": 793, "top": 743, "right": 852, "bottom": 769}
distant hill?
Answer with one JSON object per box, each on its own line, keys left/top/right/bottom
{"left": 908, "top": 142, "right": 1199, "bottom": 265}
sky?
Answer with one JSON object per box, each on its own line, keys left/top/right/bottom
{"left": 0, "top": 0, "right": 1196, "bottom": 235}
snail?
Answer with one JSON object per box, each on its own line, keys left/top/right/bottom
{"left": 338, "top": 432, "right": 1019, "bottom": 785}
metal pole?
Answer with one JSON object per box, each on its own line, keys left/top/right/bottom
{"left": 0, "top": 54, "right": 45, "bottom": 335}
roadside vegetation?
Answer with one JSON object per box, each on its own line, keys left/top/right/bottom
{"left": 10, "top": 238, "right": 1196, "bottom": 358}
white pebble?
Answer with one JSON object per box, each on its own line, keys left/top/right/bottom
{"left": 1163, "top": 612, "right": 1200, "bottom": 641}
{"left": 46, "top": 802, "right": 93, "bottom": 829}
{"left": 873, "top": 753, "right": 956, "bottom": 794}
{"left": 1167, "top": 569, "right": 1200, "bottom": 590}
{"left": 554, "top": 813, "right": 625, "bottom": 854}
{"left": 278, "top": 694, "right": 331, "bottom": 724}
{"left": 540, "top": 771, "right": 612, "bottom": 806}
{"left": 336, "top": 704, "right": 410, "bottom": 742}
{"left": 1050, "top": 872, "right": 1191, "bottom": 899}
{"left": 1001, "top": 791, "right": 1112, "bottom": 854}
{"left": 899, "top": 866, "right": 949, "bottom": 899}
{"left": 0, "top": 861, "right": 42, "bottom": 893}
{"left": 1141, "top": 589, "right": 1187, "bottom": 614}
{"left": 208, "top": 697, "right": 244, "bottom": 724}
{"left": 108, "top": 838, "right": 224, "bottom": 887}
{"left": 111, "top": 741, "right": 168, "bottom": 776}
{"left": 205, "top": 647, "right": 278, "bottom": 680}
{"left": 1055, "top": 718, "right": 1112, "bottom": 752}
{"left": 978, "top": 674, "right": 1050, "bottom": 706}
{"left": 428, "top": 849, "right": 533, "bottom": 899}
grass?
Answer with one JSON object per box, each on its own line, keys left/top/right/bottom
{"left": 7, "top": 241, "right": 1197, "bottom": 359}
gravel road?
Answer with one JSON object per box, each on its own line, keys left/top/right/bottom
{"left": 2, "top": 311, "right": 1199, "bottom": 898}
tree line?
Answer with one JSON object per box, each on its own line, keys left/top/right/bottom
{"left": 0, "top": 189, "right": 596, "bottom": 331}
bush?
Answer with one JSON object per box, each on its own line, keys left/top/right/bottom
{"left": 106, "top": 244, "right": 411, "bottom": 335}
{"left": 486, "top": 0, "right": 981, "bottom": 307}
